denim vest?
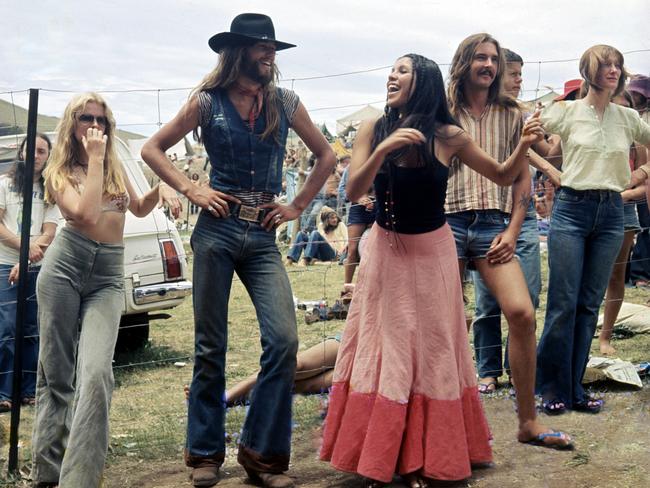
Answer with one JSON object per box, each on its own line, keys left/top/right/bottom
{"left": 202, "top": 88, "right": 289, "bottom": 195}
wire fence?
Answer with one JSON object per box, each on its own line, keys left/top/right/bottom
{"left": 1, "top": 49, "right": 650, "bottom": 485}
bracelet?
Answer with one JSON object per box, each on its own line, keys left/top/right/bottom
{"left": 639, "top": 166, "right": 650, "bottom": 179}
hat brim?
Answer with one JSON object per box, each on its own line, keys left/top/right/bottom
{"left": 554, "top": 88, "right": 579, "bottom": 101}
{"left": 208, "top": 32, "right": 296, "bottom": 53}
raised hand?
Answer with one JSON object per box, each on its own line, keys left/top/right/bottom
{"left": 522, "top": 112, "right": 544, "bottom": 146}
{"left": 82, "top": 127, "right": 107, "bottom": 164}
{"left": 376, "top": 128, "right": 426, "bottom": 156}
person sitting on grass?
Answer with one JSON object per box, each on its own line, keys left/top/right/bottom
{"left": 286, "top": 206, "right": 347, "bottom": 265}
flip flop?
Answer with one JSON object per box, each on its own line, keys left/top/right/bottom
{"left": 521, "top": 430, "right": 574, "bottom": 451}
{"left": 573, "top": 397, "right": 604, "bottom": 414}
{"left": 477, "top": 378, "right": 498, "bottom": 394}
{"left": 541, "top": 399, "right": 567, "bottom": 416}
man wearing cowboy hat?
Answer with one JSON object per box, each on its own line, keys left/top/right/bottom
{"left": 142, "top": 12, "right": 335, "bottom": 487}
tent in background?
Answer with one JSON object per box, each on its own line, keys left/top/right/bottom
{"left": 336, "top": 105, "right": 383, "bottom": 136}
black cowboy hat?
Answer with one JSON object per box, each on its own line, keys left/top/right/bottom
{"left": 208, "top": 13, "right": 296, "bottom": 53}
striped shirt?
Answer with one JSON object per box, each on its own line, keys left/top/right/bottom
{"left": 445, "top": 104, "right": 523, "bottom": 214}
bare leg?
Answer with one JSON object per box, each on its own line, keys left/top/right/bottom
{"left": 474, "top": 258, "right": 571, "bottom": 448}
{"left": 344, "top": 224, "right": 367, "bottom": 286}
{"left": 294, "top": 338, "right": 339, "bottom": 380}
{"left": 457, "top": 260, "right": 473, "bottom": 333}
{"left": 225, "top": 339, "right": 340, "bottom": 404}
{"left": 294, "top": 370, "right": 335, "bottom": 394}
{"left": 600, "top": 231, "right": 635, "bottom": 355}
{"left": 225, "top": 372, "right": 258, "bottom": 406}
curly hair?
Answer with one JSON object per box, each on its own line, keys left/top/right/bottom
{"left": 44, "top": 92, "right": 125, "bottom": 205}
{"left": 8, "top": 132, "right": 51, "bottom": 195}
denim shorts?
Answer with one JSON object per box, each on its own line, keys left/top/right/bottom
{"left": 347, "top": 201, "right": 376, "bottom": 226}
{"left": 623, "top": 201, "right": 640, "bottom": 231}
{"left": 446, "top": 210, "right": 508, "bottom": 266}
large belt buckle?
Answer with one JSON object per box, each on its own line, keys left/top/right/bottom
{"left": 238, "top": 204, "right": 261, "bottom": 222}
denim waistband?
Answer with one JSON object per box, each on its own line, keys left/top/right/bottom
{"left": 559, "top": 187, "right": 620, "bottom": 200}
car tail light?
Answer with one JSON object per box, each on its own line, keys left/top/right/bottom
{"left": 160, "top": 239, "right": 182, "bottom": 280}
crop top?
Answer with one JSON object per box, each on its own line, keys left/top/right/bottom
{"left": 71, "top": 165, "right": 130, "bottom": 213}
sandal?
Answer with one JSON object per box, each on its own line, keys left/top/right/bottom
{"left": 541, "top": 399, "right": 567, "bottom": 416}
{"left": 520, "top": 429, "right": 574, "bottom": 451}
{"left": 477, "top": 378, "right": 498, "bottom": 394}
{"left": 573, "top": 396, "right": 604, "bottom": 414}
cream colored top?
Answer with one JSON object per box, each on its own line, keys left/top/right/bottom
{"left": 541, "top": 100, "right": 650, "bottom": 191}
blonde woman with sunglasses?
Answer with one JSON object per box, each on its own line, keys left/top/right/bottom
{"left": 30, "top": 93, "right": 180, "bottom": 488}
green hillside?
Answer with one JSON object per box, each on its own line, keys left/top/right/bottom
{"left": 0, "top": 98, "right": 144, "bottom": 141}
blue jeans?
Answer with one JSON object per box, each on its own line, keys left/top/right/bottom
{"left": 187, "top": 211, "right": 298, "bottom": 472}
{"left": 300, "top": 195, "right": 325, "bottom": 233}
{"left": 472, "top": 203, "right": 541, "bottom": 379}
{"left": 285, "top": 168, "right": 298, "bottom": 237}
{"left": 536, "top": 188, "right": 623, "bottom": 407}
{"left": 287, "top": 230, "right": 309, "bottom": 263}
{"left": 287, "top": 230, "right": 336, "bottom": 263}
{"left": 447, "top": 210, "right": 508, "bottom": 265}
{"left": 0, "top": 263, "right": 39, "bottom": 401}
{"left": 306, "top": 232, "right": 336, "bottom": 262}
{"left": 630, "top": 202, "right": 650, "bottom": 282}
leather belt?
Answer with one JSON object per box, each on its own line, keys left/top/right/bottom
{"left": 228, "top": 202, "right": 270, "bottom": 224}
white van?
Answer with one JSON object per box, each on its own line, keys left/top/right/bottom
{"left": 0, "top": 133, "right": 192, "bottom": 349}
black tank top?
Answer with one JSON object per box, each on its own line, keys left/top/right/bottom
{"left": 374, "top": 158, "right": 449, "bottom": 234}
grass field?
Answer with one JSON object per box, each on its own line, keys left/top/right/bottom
{"left": 1, "top": 243, "right": 649, "bottom": 487}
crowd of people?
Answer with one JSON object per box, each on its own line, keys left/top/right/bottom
{"left": 1, "top": 10, "right": 650, "bottom": 488}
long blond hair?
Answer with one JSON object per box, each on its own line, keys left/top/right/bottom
{"left": 447, "top": 33, "right": 518, "bottom": 117}
{"left": 44, "top": 92, "right": 126, "bottom": 204}
{"left": 190, "top": 44, "right": 281, "bottom": 142}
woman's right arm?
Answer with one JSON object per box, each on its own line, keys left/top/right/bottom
{"left": 51, "top": 128, "right": 105, "bottom": 226}
{"left": 141, "top": 96, "right": 239, "bottom": 217}
{"left": 0, "top": 208, "right": 20, "bottom": 250}
{"left": 346, "top": 118, "right": 425, "bottom": 202}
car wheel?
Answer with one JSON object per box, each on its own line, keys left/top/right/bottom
{"left": 115, "top": 313, "right": 150, "bottom": 352}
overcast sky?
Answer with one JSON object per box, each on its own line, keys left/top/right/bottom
{"left": 2, "top": 0, "right": 648, "bottom": 137}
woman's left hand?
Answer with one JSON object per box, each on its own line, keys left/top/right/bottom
{"left": 260, "top": 202, "right": 302, "bottom": 232}
{"left": 158, "top": 182, "right": 183, "bottom": 219}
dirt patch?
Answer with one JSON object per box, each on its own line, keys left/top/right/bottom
{"left": 104, "top": 385, "right": 650, "bottom": 488}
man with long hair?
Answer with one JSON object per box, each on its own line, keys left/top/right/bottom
{"left": 142, "top": 13, "right": 335, "bottom": 488}
{"left": 445, "top": 33, "right": 572, "bottom": 449}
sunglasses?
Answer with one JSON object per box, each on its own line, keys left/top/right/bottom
{"left": 77, "top": 113, "right": 108, "bottom": 126}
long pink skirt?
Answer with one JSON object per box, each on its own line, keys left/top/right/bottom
{"left": 320, "top": 223, "right": 492, "bottom": 482}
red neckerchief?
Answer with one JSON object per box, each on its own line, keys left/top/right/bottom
{"left": 234, "top": 83, "right": 263, "bottom": 130}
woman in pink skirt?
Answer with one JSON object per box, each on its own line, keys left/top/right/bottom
{"left": 320, "top": 53, "right": 543, "bottom": 487}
